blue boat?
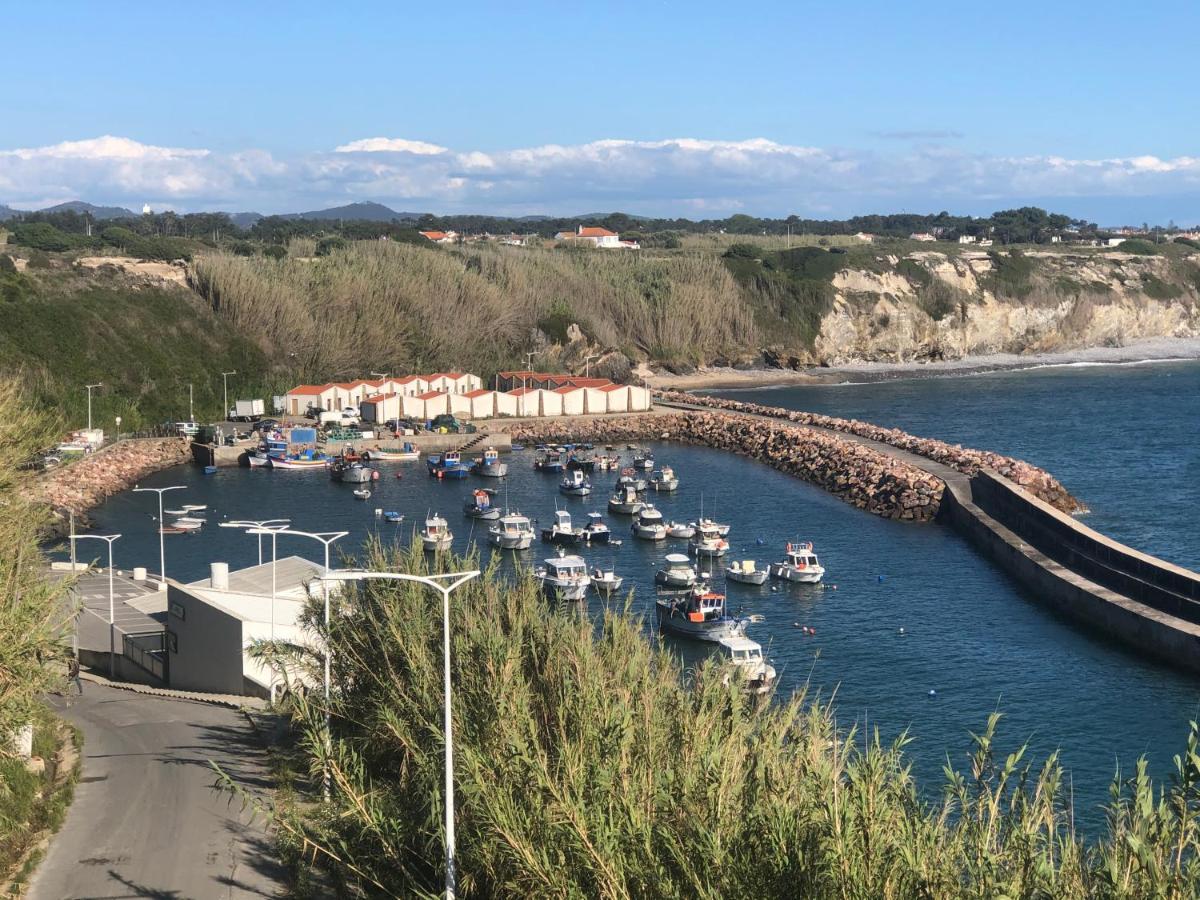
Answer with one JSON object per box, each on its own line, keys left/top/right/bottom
{"left": 427, "top": 450, "right": 470, "bottom": 480}
{"left": 534, "top": 450, "right": 565, "bottom": 473}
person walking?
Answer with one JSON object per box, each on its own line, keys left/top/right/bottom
{"left": 67, "top": 656, "right": 83, "bottom": 697}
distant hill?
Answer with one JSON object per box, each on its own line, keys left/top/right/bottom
{"left": 40, "top": 200, "right": 138, "bottom": 219}
{"left": 287, "top": 201, "right": 422, "bottom": 222}
{"left": 0, "top": 205, "right": 19, "bottom": 221}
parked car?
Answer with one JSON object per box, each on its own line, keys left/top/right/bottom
{"left": 319, "top": 409, "right": 359, "bottom": 427}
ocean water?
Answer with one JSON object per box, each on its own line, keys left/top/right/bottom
{"left": 70, "top": 361, "right": 1200, "bottom": 831}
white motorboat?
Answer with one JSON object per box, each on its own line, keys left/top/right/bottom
{"left": 632, "top": 505, "right": 667, "bottom": 541}
{"left": 172, "top": 520, "right": 203, "bottom": 532}
{"left": 608, "top": 484, "right": 644, "bottom": 515}
{"left": 725, "top": 559, "right": 768, "bottom": 585}
{"left": 632, "top": 450, "right": 654, "bottom": 470}
{"left": 693, "top": 516, "right": 731, "bottom": 538}
{"left": 182, "top": 504, "right": 207, "bottom": 512}
{"left": 591, "top": 569, "right": 624, "bottom": 596}
{"left": 649, "top": 466, "right": 679, "bottom": 493}
{"left": 535, "top": 551, "right": 591, "bottom": 601}
{"left": 541, "top": 509, "right": 580, "bottom": 545}
{"left": 421, "top": 515, "right": 453, "bottom": 552}
{"left": 689, "top": 521, "right": 730, "bottom": 558}
{"left": 488, "top": 512, "right": 534, "bottom": 550}
{"left": 655, "top": 553, "right": 697, "bottom": 589}
{"left": 173, "top": 516, "right": 205, "bottom": 527}
{"left": 247, "top": 451, "right": 273, "bottom": 468}
{"left": 464, "top": 488, "right": 501, "bottom": 519}
{"left": 769, "top": 541, "right": 825, "bottom": 583}
{"left": 164, "top": 508, "right": 189, "bottom": 516}
{"left": 579, "top": 511, "right": 613, "bottom": 545}
{"left": 472, "top": 447, "right": 508, "bottom": 478}
{"left": 666, "top": 521, "right": 695, "bottom": 539}
{"left": 559, "top": 469, "right": 592, "bottom": 497}
{"left": 719, "top": 635, "right": 777, "bottom": 695}
{"left": 362, "top": 443, "right": 420, "bottom": 462}
{"left": 353, "top": 488, "right": 372, "bottom": 500}
{"left": 655, "top": 585, "right": 746, "bottom": 642}
{"left": 617, "top": 469, "right": 647, "bottom": 492}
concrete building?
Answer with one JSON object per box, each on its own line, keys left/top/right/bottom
{"left": 417, "top": 390, "right": 450, "bottom": 418}
{"left": 464, "top": 388, "right": 497, "bottom": 418}
{"left": 448, "top": 392, "right": 473, "bottom": 417}
{"left": 166, "top": 556, "right": 327, "bottom": 698}
{"left": 360, "top": 392, "right": 401, "bottom": 423}
{"left": 628, "top": 384, "right": 652, "bottom": 411}
{"left": 600, "top": 383, "right": 629, "bottom": 412}
{"left": 555, "top": 385, "right": 585, "bottom": 416}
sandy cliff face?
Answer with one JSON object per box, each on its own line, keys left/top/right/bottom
{"left": 809, "top": 251, "right": 1199, "bottom": 366}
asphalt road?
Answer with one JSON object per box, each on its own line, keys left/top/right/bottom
{"left": 29, "top": 685, "right": 286, "bottom": 899}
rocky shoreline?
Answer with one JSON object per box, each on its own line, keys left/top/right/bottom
{"left": 508, "top": 411, "right": 944, "bottom": 522}
{"left": 654, "top": 390, "right": 1080, "bottom": 513}
{"left": 32, "top": 438, "right": 192, "bottom": 535}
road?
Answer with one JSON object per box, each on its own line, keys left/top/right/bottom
{"left": 29, "top": 684, "right": 286, "bottom": 899}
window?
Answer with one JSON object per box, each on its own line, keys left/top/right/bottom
{"left": 167, "top": 631, "right": 178, "bottom": 653}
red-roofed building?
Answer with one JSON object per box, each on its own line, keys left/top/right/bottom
{"left": 419, "top": 230, "right": 457, "bottom": 244}
{"left": 553, "top": 225, "right": 639, "bottom": 250}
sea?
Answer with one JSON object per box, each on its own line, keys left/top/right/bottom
{"left": 69, "top": 358, "right": 1200, "bottom": 831}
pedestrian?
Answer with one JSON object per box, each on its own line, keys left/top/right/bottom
{"left": 68, "top": 656, "right": 83, "bottom": 697}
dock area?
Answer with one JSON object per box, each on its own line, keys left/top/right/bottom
{"left": 191, "top": 429, "right": 513, "bottom": 467}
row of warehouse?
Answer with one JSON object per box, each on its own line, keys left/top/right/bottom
{"left": 284, "top": 372, "right": 652, "bottom": 421}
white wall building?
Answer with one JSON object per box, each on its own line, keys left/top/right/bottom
{"left": 555, "top": 385, "right": 585, "bottom": 416}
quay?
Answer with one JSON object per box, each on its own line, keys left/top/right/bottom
{"left": 190, "top": 428, "right": 513, "bottom": 467}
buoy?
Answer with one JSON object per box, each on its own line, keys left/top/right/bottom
{"left": 832, "top": 585, "right": 837, "bottom": 590}
{"left": 372, "top": 470, "right": 380, "bottom": 481}
{"left": 928, "top": 689, "right": 936, "bottom": 697}
{"left": 809, "top": 627, "right": 816, "bottom": 635}
{"left": 756, "top": 537, "right": 765, "bottom": 545}
{"left": 898, "top": 627, "right": 905, "bottom": 635}
{"left": 395, "top": 473, "right": 403, "bottom": 479}
{"left": 793, "top": 622, "right": 801, "bottom": 628}
{"left": 878, "top": 575, "right": 885, "bottom": 583}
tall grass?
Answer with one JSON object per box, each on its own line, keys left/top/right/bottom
{"left": 192, "top": 242, "right": 755, "bottom": 377}
{"left": 253, "top": 540, "right": 1200, "bottom": 898}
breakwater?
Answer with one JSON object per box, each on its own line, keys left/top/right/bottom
{"left": 34, "top": 438, "right": 192, "bottom": 535}
{"left": 654, "top": 390, "right": 1080, "bottom": 513}
{"left": 508, "top": 411, "right": 944, "bottom": 522}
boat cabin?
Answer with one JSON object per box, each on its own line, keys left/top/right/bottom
{"left": 682, "top": 590, "right": 726, "bottom": 622}
{"left": 545, "top": 555, "right": 588, "bottom": 580}
{"left": 784, "top": 541, "right": 819, "bottom": 568}
{"left": 471, "top": 489, "right": 492, "bottom": 509}
{"left": 424, "top": 517, "right": 449, "bottom": 536}
{"left": 552, "top": 510, "right": 573, "bottom": 532}
{"left": 663, "top": 553, "right": 692, "bottom": 573}
{"left": 483, "top": 448, "right": 499, "bottom": 464}
{"left": 498, "top": 514, "right": 533, "bottom": 536}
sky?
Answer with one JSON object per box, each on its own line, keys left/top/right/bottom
{"left": 1, "top": 1, "right": 1198, "bottom": 223}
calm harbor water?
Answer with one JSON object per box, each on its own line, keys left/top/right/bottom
{"left": 68, "top": 360, "right": 1200, "bottom": 830}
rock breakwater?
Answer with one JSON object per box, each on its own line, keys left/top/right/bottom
{"left": 33, "top": 438, "right": 191, "bottom": 534}
{"left": 508, "top": 412, "right": 944, "bottom": 522}
{"left": 655, "top": 390, "right": 1080, "bottom": 513}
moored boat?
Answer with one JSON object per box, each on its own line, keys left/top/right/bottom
{"left": 579, "top": 511, "right": 612, "bottom": 544}
{"left": 362, "top": 443, "right": 420, "bottom": 462}
{"left": 632, "top": 505, "right": 667, "bottom": 541}
{"left": 533, "top": 450, "right": 565, "bottom": 473}
{"left": 488, "top": 512, "right": 534, "bottom": 550}
{"left": 608, "top": 483, "right": 644, "bottom": 515}
{"left": 535, "top": 551, "right": 591, "bottom": 601}
{"left": 719, "top": 635, "right": 777, "bottom": 694}
{"left": 769, "top": 541, "right": 825, "bottom": 583}
{"left": 271, "top": 452, "right": 329, "bottom": 470}
{"left": 632, "top": 449, "right": 655, "bottom": 470}
{"left": 559, "top": 469, "right": 592, "bottom": 496}
{"left": 693, "top": 516, "right": 731, "bottom": 537}
{"left": 352, "top": 487, "right": 372, "bottom": 500}
{"left": 472, "top": 447, "right": 508, "bottom": 478}
{"left": 591, "top": 569, "right": 624, "bottom": 596}
{"left": 463, "top": 488, "right": 500, "bottom": 519}
{"left": 666, "top": 521, "right": 696, "bottom": 539}
{"left": 725, "top": 559, "right": 768, "bottom": 585}
{"left": 649, "top": 466, "right": 679, "bottom": 492}
{"left": 655, "top": 585, "right": 746, "bottom": 642}
{"left": 428, "top": 450, "right": 470, "bottom": 480}
{"left": 541, "top": 510, "right": 580, "bottom": 545}
{"left": 421, "top": 515, "right": 453, "bottom": 551}
{"left": 617, "top": 469, "right": 647, "bottom": 493}
{"left": 655, "top": 553, "right": 697, "bottom": 589}
{"left": 689, "top": 521, "right": 730, "bottom": 558}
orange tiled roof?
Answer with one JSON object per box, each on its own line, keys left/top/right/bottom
{"left": 463, "top": 388, "right": 492, "bottom": 398}
{"left": 288, "top": 384, "right": 332, "bottom": 396}
{"left": 416, "top": 390, "right": 447, "bottom": 401}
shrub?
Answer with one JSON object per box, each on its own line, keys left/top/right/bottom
{"left": 897, "top": 258, "right": 932, "bottom": 288}
{"left": 985, "top": 249, "right": 1035, "bottom": 298}
{"left": 917, "top": 279, "right": 964, "bottom": 321}
{"left": 10, "top": 222, "right": 93, "bottom": 253}
{"left": 229, "top": 240, "right": 256, "bottom": 257}
{"left": 722, "top": 242, "right": 762, "bottom": 260}
{"left": 26, "top": 250, "right": 52, "bottom": 269}
{"left": 0, "top": 254, "right": 15, "bottom": 274}
{"left": 1175, "top": 237, "right": 1200, "bottom": 250}
{"left": 1141, "top": 274, "right": 1183, "bottom": 300}
{"left": 315, "top": 236, "right": 347, "bottom": 257}
{"left": 1118, "top": 239, "right": 1158, "bottom": 255}
{"left": 262, "top": 245, "right": 288, "bottom": 261}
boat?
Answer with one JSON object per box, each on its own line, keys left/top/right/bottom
{"left": 608, "top": 484, "right": 644, "bottom": 515}
{"left": 171, "top": 520, "right": 203, "bottom": 532}
{"left": 616, "top": 469, "right": 648, "bottom": 492}
{"left": 595, "top": 455, "right": 621, "bottom": 472}
{"left": 173, "top": 516, "right": 205, "bottom": 527}
{"left": 488, "top": 512, "right": 534, "bottom": 550}
{"left": 689, "top": 521, "right": 730, "bottom": 558}
{"left": 472, "top": 447, "right": 508, "bottom": 478}
{"left": 769, "top": 541, "right": 826, "bottom": 583}
{"left": 719, "top": 635, "right": 777, "bottom": 695}
{"left": 247, "top": 450, "right": 273, "bottom": 468}
{"left": 164, "top": 508, "right": 189, "bottom": 516}
{"left": 362, "top": 442, "right": 420, "bottom": 462}
{"left": 725, "top": 559, "right": 768, "bottom": 585}
{"left": 655, "top": 585, "right": 746, "bottom": 642}
{"left": 535, "top": 551, "right": 591, "bottom": 602}
{"left": 566, "top": 454, "right": 596, "bottom": 473}
{"left": 579, "top": 512, "right": 613, "bottom": 545}
{"left": 541, "top": 510, "right": 580, "bottom": 545}
{"left": 632, "top": 450, "right": 654, "bottom": 470}
{"left": 353, "top": 488, "right": 372, "bottom": 500}
{"left": 559, "top": 470, "right": 592, "bottom": 497}
{"left": 666, "top": 521, "right": 695, "bottom": 539}
{"left": 463, "top": 488, "right": 500, "bottom": 519}
{"left": 632, "top": 505, "right": 668, "bottom": 541}
{"left": 182, "top": 504, "right": 207, "bottom": 512}
{"left": 693, "top": 516, "right": 731, "bottom": 538}
{"left": 655, "top": 553, "right": 697, "bottom": 589}
{"left": 510, "top": 443, "right": 526, "bottom": 451}
{"left": 270, "top": 452, "right": 329, "bottom": 470}
{"left": 383, "top": 511, "right": 404, "bottom": 524}
{"left": 533, "top": 450, "right": 565, "bottom": 473}
{"left": 649, "top": 466, "right": 679, "bottom": 493}
{"left": 591, "top": 569, "right": 624, "bottom": 596}
{"left": 427, "top": 450, "right": 470, "bottom": 480}
{"left": 331, "top": 459, "right": 374, "bottom": 483}
{"left": 421, "top": 515, "right": 453, "bottom": 551}
{"left": 158, "top": 526, "right": 190, "bottom": 535}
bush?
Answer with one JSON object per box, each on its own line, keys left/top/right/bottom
{"left": 100, "top": 226, "right": 193, "bottom": 262}
{"left": 229, "top": 240, "right": 256, "bottom": 257}
{"left": 1141, "top": 274, "right": 1183, "bottom": 300}
{"left": 0, "top": 254, "right": 15, "bottom": 274}
{"left": 10, "top": 222, "right": 93, "bottom": 253}
{"left": 897, "top": 258, "right": 932, "bottom": 288}
{"left": 315, "top": 236, "right": 348, "bottom": 257}
{"left": 26, "top": 250, "right": 52, "bottom": 269}
{"left": 1119, "top": 239, "right": 1158, "bottom": 255}
{"left": 917, "top": 279, "right": 964, "bottom": 321}
{"left": 722, "top": 242, "right": 763, "bottom": 260}
{"left": 1175, "top": 237, "right": 1200, "bottom": 250}
{"left": 262, "top": 245, "right": 288, "bottom": 261}
{"left": 985, "top": 249, "right": 1035, "bottom": 298}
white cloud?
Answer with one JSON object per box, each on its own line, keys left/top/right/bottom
{"left": 1, "top": 134, "right": 1199, "bottom": 218}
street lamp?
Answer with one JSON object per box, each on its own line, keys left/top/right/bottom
{"left": 114, "top": 416, "right": 122, "bottom": 444}
{"left": 317, "top": 568, "right": 480, "bottom": 900}
{"left": 220, "top": 519, "right": 292, "bottom": 565}
{"left": 132, "top": 485, "right": 186, "bottom": 585}
{"left": 583, "top": 354, "right": 599, "bottom": 379}
{"left": 221, "top": 371, "right": 237, "bottom": 421}
{"left": 69, "top": 533, "right": 122, "bottom": 677}
{"left": 85, "top": 383, "right": 103, "bottom": 432}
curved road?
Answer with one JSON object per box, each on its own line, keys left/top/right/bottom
{"left": 30, "top": 684, "right": 286, "bottom": 899}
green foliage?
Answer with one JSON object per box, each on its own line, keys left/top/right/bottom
{"left": 0, "top": 254, "right": 15, "bottom": 274}
{"left": 917, "top": 280, "right": 964, "bottom": 321}
{"left": 229, "top": 240, "right": 256, "bottom": 257}
{"left": 262, "top": 244, "right": 288, "bottom": 261}
{"left": 536, "top": 297, "right": 577, "bottom": 343}
{"left": 315, "top": 236, "right": 348, "bottom": 257}
{"left": 9, "top": 222, "right": 95, "bottom": 253}
{"left": 985, "top": 249, "right": 1036, "bottom": 299}
{"left": 1175, "top": 237, "right": 1200, "bottom": 250}
{"left": 26, "top": 250, "right": 52, "bottom": 269}
{"left": 897, "top": 257, "right": 932, "bottom": 288}
{"left": 722, "top": 242, "right": 763, "bottom": 259}
{"left": 0, "top": 268, "right": 33, "bottom": 303}
{"left": 99, "top": 226, "right": 193, "bottom": 262}
{"left": 1141, "top": 274, "right": 1183, "bottom": 300}
{"left": 1119, "top": 239, "right": 1158, "bottom": 255}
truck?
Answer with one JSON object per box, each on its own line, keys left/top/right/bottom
{"left": 229, "top": 399, "right": 265, "bottom": 421}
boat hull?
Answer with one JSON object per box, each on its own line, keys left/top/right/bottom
{"left": 422, "top": 537, "right": 453, "bottom": 552}
{"left": 608, "top": 500, "right": 643, "bottom": 515}
{"left": 539, "top": 578, "right": 590, "bottom": 602}
{"left": 464, "top": 506, "right": 501, "bottom": 520}
{"left": 271, "top": 458, "right": 327, "bottom": 470}
{"left": 655, "top": 602, "right": 744, "bottom": 642}
{"left": 578, "top": 529, "right": 611, "bottom": 545}
{"left": 339, "top": 467, "right": 373, "bottom": 484}
{"left": 725, "top": 569, "right": 769, "bottom": 585}
{"left": 364, "top": 450, "right": 419, "bottom": 462}
{"left": 690, "top": 543, "right": 728, "bottom": 558}
{"left": 655, "top": 571, "right": 696, "bottom": 589}
{"left": 769, "top": 564, "right": 824, "bottom": 583}
{"left": 490, "top": 534, "right": 533, "bottom": 550}
{"left": 632, "top": 525, "right": 667, "bottom": 540}
{"left": 474, "top": 463, "right": 508, "bottom": 477}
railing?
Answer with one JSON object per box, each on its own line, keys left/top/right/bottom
{"left": 123, "top": 631, "right": 167, "bottom": 681}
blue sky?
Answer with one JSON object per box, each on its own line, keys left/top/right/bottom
{"left": 1, "top": 1, "right": 1197, "bottom": 222}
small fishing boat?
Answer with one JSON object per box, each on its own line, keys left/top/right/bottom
{"left": 164, "top": 508, "right": 189, "bottom": 516}
{"left": 510, "top": 443, "right": 526, "bottom": 451}
{"left": 694, "top": 516, "right": 731, "bottom": 537}
{"left": 472, "top": 447, "right": 508, "bottom": 478}
{"left": 172, "top": 520, "right": 203, "bottom": 532}
{"left": 182, "top": 504, "right": 207, "bottom": 512}
{"left": 362, "top": 443, "right": 420, "bottom": 462}
{"left": 655, "top": 553, "right": 697, "bottom": 589}
{"left": 158, "top": 526, "right": 190, "bottom": 535}
{"left": 632, "top": 449, "right": 654, "bottom": 470}
{"left": 566, "top": 454, "right": 596, "bottom": 473}
{"left": 383, "top": 511, "right": 404, "bottom": 524}
{"left": 488, "top": 512, "right": 534, "bottom": 550}
{"left": 247, "top": 450, "right": 273, "bottom": 468}
{"left": 353, "top": 488, "right": 372, "bottom": 500}
{"left": 689, "top": 521, "right": 730, "bottom": 558}
{"left": 725, "top": 559, "right": 768, "bottom": 585}
{"left": 719, "top": 635, "right": 777, "bottom": 695}
{"left": 271, "top": 452, "right": 329, "bottom": 470}
{"left": 608, "top": 484, "right": 644, "bottom": 515}
{"left": 655, "top": 585, "right": 746, "bottom": 642}
{"left": 769, "top": 542, "right": 825, "bottom": 583}
{"left": 535, "top": 551, "right": 591, "bottom": 602}
{"left": 617, "top": 469, "right": 648, "bottom": 492}
{"left": 579, "top": 511, "right": 612, "bottom": 545}
{"left": 463, "top": 488, "right": 500, "bottom": 520}
{"left": 332, "top": 459, "right": 374, "bottom": 484}
{"left": 595, "top": 455, "right": 621, "bottom": 472}
{"left": 533, "top": 450, "right": 565, "bottom": 473}
{"left": 591, "top": 569, "right": 624, "bottom": 596}
{"left": 541, "top": 510, "right": 580, "bottom": 545}
{"left": 649, "top": 466, "right": 679, "bottom": 492}
{"left": 559, "top": 469, "right": 592, "bottom": 497}
{"left": 427, "top": 450, "right": 470, "bottom": 480}
{"left": 173, "top": 516, "right": 205, "bottom": 527}
{"left": 666, "top": 521, "right": 696, "bottom": 539}
{"left": 421, "top": 515, "right": 453, "bottom": 551}
{"left": 632, "top": 505, "right": 668, "bottom": 541}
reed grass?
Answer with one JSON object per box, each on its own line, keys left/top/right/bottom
{"left": 247, "top": 540, "right": 1200, "bottom": 898}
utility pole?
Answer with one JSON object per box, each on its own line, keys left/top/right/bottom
{"left": 583, "top": 354, "right": 599, "bottom": 378}
{"left": 221, "top": 371, "right": 237, "bottom": 421}
{"left": 188, "top": 384, "right": 194, "bottom": 421}
{"left": 85, "top": 383, "right": 103, "bottom": 432}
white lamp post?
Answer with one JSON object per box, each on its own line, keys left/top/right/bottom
{"left": 583, "top": 354, "right": 599, "bottom": 378}
{"left": 317, "top": 568, "right": 480, "bottom": 900}
{"left": 220, "top": 519, "right": 292, "bottom": 565}
{"left": 132, "top": 485, "right": 186, "bottom": 585}
{"left": 221, "top": 371, "right": 237, "bottom": 421}
{"left": 114, "top": 416, "right": 122, "bottom": 444}
{"left": 69, "top": 533, "right": 122, "bottom": 677}
{"left": 85, "top": 382, "right": 103, "bottom": 432}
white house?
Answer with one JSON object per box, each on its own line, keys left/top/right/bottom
{"left": 510, "top": 387, "right": 563, "bottom": 416}
{"left": 417, "top": 390, "right": 450, "bottom": 418}
{"left": 553, "top": 225, "right": 623, "bottom": 249}
{"left": 493, "top": 391, "right": 519, "bottom": 417}
{"left": 554, "top": 385, "right": 585, "bottom": 416}
{"left": 958, "top": 235, "right": 977, "bottom": 244}
{"left": 284, "top": 384, "right": 339, "bottom": 417}
{"left": 392, "top": 375, "right": 431, "bottom": 397}
{"left": 448, "top": 392, "right": 473, "bottom": 417}
{"left": 464, "top": 388, "right": 497, "bottom": 419}
{"left": 853, "top": 232, "right": 875, "bottom": 242}
{"left": 418, "top": 230, "right": 458, "bottom": 244}
{"left": 401, "top": 395, "right": 427, "bottom": 419}
{"left": 360, "top": 392, "right": 401, "bottom": 423}
{"left": 581, "top": 386, "right": 610, "bottom": 414}
{"left": 909, "top": 233, "right": 937, "bottom": 242}
{"left": 599, "top": 383, "right": 628, "bottom": 412}
{"left": 628, "top": 385, "right": 653, "bottom": 412}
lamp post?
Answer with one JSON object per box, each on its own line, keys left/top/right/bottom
{"left": 220, "top": 519, "right": 292, "bottom": 565}
{"left": 188, "top": 383, "right": 194, "bottom": 422}
{"left": 583, "top": 354, "right": 599, "bottom": 379}
{"left": 69, "top": 533, "right": 122, "bottom": 677}
{"left": 317, "top": 568, "right": 480, "bottom": 900}
{"left": 221, "top": 371, "right": 237, "bottom": 421}
{"left": 114, "top": 416, "right": 121, "bottom": 444}
{"left": 85, "top": 382, "right": 103, "bottom": 432}
{"left": 132, "top": 485, "right": 185, "bottom": 585}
